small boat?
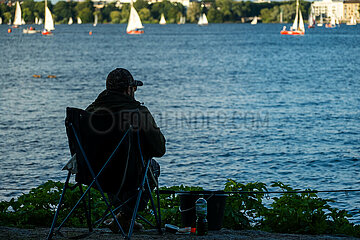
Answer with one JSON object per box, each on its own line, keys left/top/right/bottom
{"left": 325, "top": 15, "right": 337, "bottom": 28}
{"left": 178, "top": 15, "right": 185, "bottom": 24}
{"left": 251, "top": 16, "right": 258, "bottom": 25}
{"left": 126, "top": 3, "right": 144, "bottom": 34}
{"left": 23, "top": 26, "right": 40, "bottom": 34}
{"left": 93, "top": 14, "right": 98, "bottom": 27}
{"left": 308, "top": 10, "right": 315, "bottom": 28}
{"left": 280, "top": 0, "right": 304, "bottom": 35}
{"left": 38, "top": 18, "right": 43, "bottom": 25}
{"left": 346, "top": 16, "right": 356, "bottom": 25}
{"left": 68, "top": 17, "right": 73, "bottom": 25}
{"left": 13, "top": 1, "right": 23, "bottom": 28}
{"left": 317, "top": 14, "right": 323, "bottom": 27}
{"left": 77, "top": 17, "right": 82, "bottom": 24}
{"left": 42, "top": 0, "right": 55, "bottom": 35}
{"left": 198, "top": 13, "right": 208, "bottom": 26}
{"left": 159, "top": 13, "right": 166, "bottom": 25}
{"left": 0, "top": 17, "right": 2, "bottom": 25}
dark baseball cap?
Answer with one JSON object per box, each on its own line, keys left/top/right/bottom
{"left": 106, "top": 68, "right": 143, "bottom": 91}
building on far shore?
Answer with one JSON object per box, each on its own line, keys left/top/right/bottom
{"left": 312, "top": 0, "right": 344, "bottom": 20}
{"left": 343, "top": 0, "right": 360, "bottom": 21}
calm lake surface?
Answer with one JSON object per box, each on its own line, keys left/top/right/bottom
{"left": 0, "top": 23, "right": 359, "bottom": 221}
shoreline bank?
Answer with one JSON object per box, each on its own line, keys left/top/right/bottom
{"left": 0, "top": 226, "right": 359, "bottom": 240}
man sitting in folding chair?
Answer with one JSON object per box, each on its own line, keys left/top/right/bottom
{"left": 48, "top": 68, "right": 166, "bottom": 239}
{"left": 86, "top": 68, "right": 166, "bottom": 232}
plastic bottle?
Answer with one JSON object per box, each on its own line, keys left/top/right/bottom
{"left": 195, "top": 197, "right": 208, "bottom": 236}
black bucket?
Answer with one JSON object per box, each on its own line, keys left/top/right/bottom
{"left": 179, "top": 192, "right": 227, "bottom": 230}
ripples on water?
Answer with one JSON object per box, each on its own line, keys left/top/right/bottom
{"left": 0, "top": 23, "right": 359, "bottom": 220}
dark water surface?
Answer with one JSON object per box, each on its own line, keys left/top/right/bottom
{"left": 0, "top": 23, "right": 359, "bottom": 220}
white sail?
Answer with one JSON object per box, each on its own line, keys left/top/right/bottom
{"left": 291, "top": 12, "right": 298, "bottom": 30}
{"left": 298, "top": 10, "right": 305, "bottom": 32}
{"left": 126, "top": 5, "right": 144, "bottom": 32}
{"left": 317, "top": 14, "right": 323, "bottom": 26}
{"left": 77, "top": 17, "right": 82, "bottom": 24}
{"left": 68, "top": 17, "right": 73, "bottom": 25}
{"left": 93, "top": 14, "right": 98, "bottom": 26}
{"left": 38, "top": 18, "right": 43, "bottom": 24}
{"left": 8, "top": 18, "right": 12, "bottom": 25}
{"left": 21, "top": 18, "right": 25, "bottom": 24}
{"left": 159, "top": 13, "right": 166, "bottom": 25}
{"left": 330, "top": 15, "right": 336, "bottom": 26}
{"left": 35, "top": 17, "right": 38, "bottom": 24}
{"left": 251, "top": 16, "right": 257, "bottom": 25}
{"left": 308, "top": 11, "right": 314, "bottom": 27}
{"left": 44, "top": 6, "right": 55, "bottom": 31}
{"left": 13, "top": 1, "right": 22, "bottom": 26}
{"left": 0, "top": 17, "right": 2, "bottom": 25}
{"left": 198, "top": 13, "right": 208, "bottom": 25}
{"left": 347, "top": 15, "right": 357, "bottom": 25}
{"left": 202, "top": 13, "right": 208, "bottom": 24}
{"left": 179, "top": 15, "right": 185, "bottom": 24}
{"left": 280, "top": 10, "right": 283, "bottom": 23}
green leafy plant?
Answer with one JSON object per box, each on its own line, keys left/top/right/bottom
{"left": 1, "top": 179, "right": 359, "bottom": 238}
{"left": 223, "top": 179, "right": 267, "bottom": 230}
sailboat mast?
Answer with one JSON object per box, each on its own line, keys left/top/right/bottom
{"left": 295, "top": 0, "right": 299, "bottom": 30}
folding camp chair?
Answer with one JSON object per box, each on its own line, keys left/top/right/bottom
{"left": 47, "top": 107, "right": 162, "bottom": 240}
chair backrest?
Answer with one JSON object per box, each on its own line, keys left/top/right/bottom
{"left": 65, "top": 107, "right": 143, "bottom": 194}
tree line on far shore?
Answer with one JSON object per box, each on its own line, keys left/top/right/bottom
{"left": 0, "top": 0, "right": 312, "bottom": 24}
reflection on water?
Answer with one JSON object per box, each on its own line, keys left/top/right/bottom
{"left": 0, "top": 23, "right": 359, "bottom": 221}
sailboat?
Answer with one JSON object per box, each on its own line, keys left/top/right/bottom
{"left": 0, "top": 17, "right": 2, "bottom": 25}
{"left": 251, "top": 16, "right": 258, "bottom": 25}
{"left": 198, "top": 13, "right": 208, "bottom": 26}
{"left": 325, "top": 15, "right": 336, "bottom": 28}
{"left": 93, "top": 14, "right": 98, "bottom": 27}
{"left": 126, "top": 2, "right": 144, "bottom": 34}
{"left": 308, "top": 10, "right": 315, "bottom": 28}
{"left": 38, "top": 18, "right": 43, "bottom": 25}
{"left": 280, "top": 0, "right": 304, "bottom": 35}
{"left": 77, "top": 17, "right": 82, "bottom": 24}
{"left": 13, "top": 1, "right": 22, "bottom": 28}
{"left": 346, "top": 16, "right": 357, "bottom": 25}
{"left": 280, "top": 10, "right": 283, "bottom": 23}
{"left": 178, "top": 15, "right": 185, "bottom": 24}
{"left": 68, "top": 17, "right": 73, "bottom": 25}
{"left": 42, "top": 0, "right": 55, "bottom": 35}
{"left": 159, "top": 13, "right": 166, "bottom": 25}
{"left": 317, "top": 14, "right": 323, "bottom": 27}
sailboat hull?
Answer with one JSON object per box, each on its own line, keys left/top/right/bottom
{"left": 42, "top": 30, "right": 52, "bottom": 35}
{"left": 127, "top": 30, "right": 144, "bottom": 34}
{"left": 280, "top": 30, "right": 304, "bottom": 35}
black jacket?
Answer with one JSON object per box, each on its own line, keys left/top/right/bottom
{"left": 86, "top": 90, "right": 166, "bottom": 160}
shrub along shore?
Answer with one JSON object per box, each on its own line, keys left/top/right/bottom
{"left": 0, "top": 179, "right": 359, "bottom": 238}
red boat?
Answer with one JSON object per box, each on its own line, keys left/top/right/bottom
{"left": 127, "top": 30, "right": 144, "bottom": 35}
{"left": 280, "top": 0, "right": 305, "bottom": 36}
{"left": 280, "top": 30, "right": 305, "bottom": 35}
{"left": 42, "top": 30, "right": 53, "bottom": 35}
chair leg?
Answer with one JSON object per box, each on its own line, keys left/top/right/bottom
{"left": 78, "top": 185, "right": 93, "bottom": 232}
{"left": 146, "top": 180, "right": 162, "bottom": 234}
{"left": 156, "top": 184, "right": 163, "bottom": 234}
{"left": 47, "top": 172, "right": 71, "bottom": 240}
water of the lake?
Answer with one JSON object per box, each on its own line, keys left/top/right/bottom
{"left": 0, "top": 23, "right": 359, "bottom": 221}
